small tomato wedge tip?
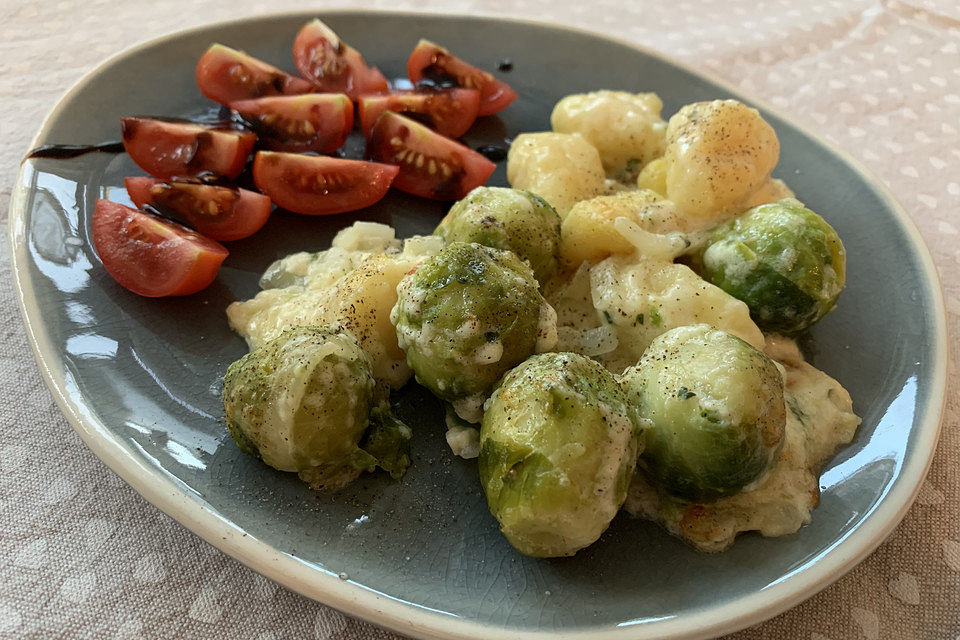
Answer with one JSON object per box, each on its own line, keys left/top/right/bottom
{"left": 120, "top": 117, "right": 256, "bottom": 180}
{"left": 366, "top": 111, "right": 496, "bottom": 201}
{"left": 358, "top": 89, "right": 480, "bottom": 139}
{"left": 407, "top": 40, "right": 517, "bottom": 116}
{"left": 124, "top": 178, "right": 271, "bottom": 242}
{"left": 92, "top": 200, "right": 228, "bottom": 297}
{"left": 195, "top": 43, "right": 314, "bottom": 105}
{"left": 252, "top": 151, "right": 399, "bottom": 216}
{"left": 229, "top": 94, "right": 353, "bottom": 154}
{"left": 292, "top": 19, "right": 388, "bottom": 98}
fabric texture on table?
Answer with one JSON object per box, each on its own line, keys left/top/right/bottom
{"left": 1, "top": 0, "right": 958, "bottom": 638}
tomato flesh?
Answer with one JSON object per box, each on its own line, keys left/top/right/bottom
{"left": 124, "top": 177, "right": 271, "bottom": 242}
{"left": 366, "top": 111, "right": 496, "bottom": 200}
{"left": 358, "top": 89, "right": 480, "bottom": 139}
{"left": 407, "top": 40, "right": 517, "bottom": 116}
{"left": 195, "top": 44, "right": 314, "bottom": 105}
{"left": 92, "top": 200, "right": 228, "bottom": 297}
{"left": 121, "top": 117, "right": 256, "bottom": 180}
{"left": 252, "top": 151, "right": 399, "bottom": 215}
{"left": 230, "top": 94, "right": 353, "bottom": 153}
{"left": 292, "top": 19, "right": 388, "bottom": 98}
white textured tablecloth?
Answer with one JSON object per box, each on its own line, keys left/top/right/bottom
{"left": 2, "top": 1, "right": 958, "bottom": 638}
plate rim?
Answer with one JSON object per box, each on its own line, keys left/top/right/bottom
{"left": 8, "top": 9, "right": 949, "bottom": 640}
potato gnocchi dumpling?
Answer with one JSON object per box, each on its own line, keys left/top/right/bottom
{"left": 507, "top": 132, "right": 605, "bottom": 217}
{"left": 551, "top": 90, "right": 667, "bottom": 179}
{"left": 227, "top": 222, "right": 443, "bottom": 390}
{"left": 664, "top": 99, "right": 779, "bottom": 225}
{"left": 560, "top": 189, "right": 688, "bottom": 268}
{"left": 589, "top": 254, "right": 765, "bottom": 373}
{"left": 636, "top": 156, "right": 667, "bottom": 196}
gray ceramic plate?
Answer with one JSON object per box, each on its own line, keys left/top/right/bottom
{"left": 9, "top": 10, "right": 948, "bottom": 640}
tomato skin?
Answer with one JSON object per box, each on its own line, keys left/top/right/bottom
{"left": 366, "top": 111, "right": 496, "bottom": 201}
{"left": 407, "top": 40, "right": 517, "bottom": 116}
{"left": 229, "top": 94, "right": 353, "bottom": 153}
{"left": 92, "top": 200, "right": 228, "bottom": 297}
{"left": 252, "top": 151, "right": 399, "bottom": 216}
{"left": 292, "top": 19, "right": 388, "bottom": 99}
{"left": 358, "top": 89, "right": 480, "bottom": 139}
{"left": 195, "top": 44, "right": 314, "bottom": 105}
{"left": 124, "top": 178, "right": 271, "bottom": 242}
{"left": 120, "top": 117, "right": 256, "bottom": 180}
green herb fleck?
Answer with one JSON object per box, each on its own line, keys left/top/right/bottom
{"left": 603, "top": 310, "right": 614, "bottom": 324}
{"left": 677, "top": 387, "right": 696, "bottom": 400}
{"left": 650, "top": 307, "right": 663, "bottom": 327}
{"left": 635, "top": 314, "right": 644, "bottom": 326}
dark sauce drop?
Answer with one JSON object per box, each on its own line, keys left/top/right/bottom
{"left": 497, "top": 59, "right": 513, "bottom": 73}
{"left": 23, "top": 141, "right": 125, "bottom": 162}
{"left": 475, "top": 145, "right": 507, "bottom": 162}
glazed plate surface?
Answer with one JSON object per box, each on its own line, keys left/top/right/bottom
{"left": 8, "top": 11, "right": 947, "bottom": 640}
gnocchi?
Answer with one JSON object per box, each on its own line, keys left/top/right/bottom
{"left": 551, "top": 90, "right": 667, "bottom": 179}
{"left": 507, "top": 132, "right": 606, "bottom": 217}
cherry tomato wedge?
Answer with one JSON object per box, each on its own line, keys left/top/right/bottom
{"left": 124, "top": 177, "right": 271, "bottom": 242}
{"left": 252, "top": 151, "right": 398, "bottom": 215}
{"left": 358, "top": 89, "right": 480, "bottom": 139}
{"left": 292, "top": 19, "right": 388, "bottom": 98}
{"left": 120, "top": 117, "right": 256, "bottom": 180}
{"left": 92, "top": 200, "right": 228, "bottom": 297}
{"left": 195, "top": 44, "right": 314, "bottom": 105}
{"left": 407, "top": 40, "right": 517, "bottom": 116}
{"left": 366, "top": 111, "right": 496, "bottom": 200}
{"left": 229, "top": 94, "right": 353, "bottom": 153}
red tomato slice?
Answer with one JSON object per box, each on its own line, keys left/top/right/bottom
{"left": 120, "top": 117, "right": 256, "bottom": 180}
{"left": 292, "top": 19, "right": 388, "bottom": 99}
{"left": 407, "top": 40, "right": 517, "bottom": 116}
{"left": 124, "top": 177, "right": 271, "bottom": 242}
{"left": 195, "top": 44, "right": 314, "bottom": 105}
{"left": 366, "top": 111, "right": 496, "bottom": 200}
{"left": 358, "top": 89, "right": 480, "bottom": 139}
{"left": 92, "top": 200, "right": 228, "bottom": 297}
{"left": 252, "top": 152, "right": 398, "bottom": 215}
{"left": 229, "top": 94, "right": 353, "bottom": 154}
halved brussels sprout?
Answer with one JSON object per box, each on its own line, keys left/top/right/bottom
{"left": 435, "top": 186, "right": 561, "bottom": 284}
{"left": 479, "top": 352, "right": 643, "bottom": 557}
{"left": 701, "top": 198, "right": 846, "bottom": 333}
{"left": 620, "top": 324, "right": 785, "bottom": 503}
{"left": 391, "top": 242, "right": 555, "bottom": 422}
{"left": 222, "top": 325, "right": 410, "bottom": 490}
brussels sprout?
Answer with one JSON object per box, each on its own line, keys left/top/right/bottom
{"left": 392, "top": 242, "right": 555, "bottom": 422}
{"left": 620, "top": 324, "right": 785, "bottom": 503}
{"left": 223, "top": 325, "right": 410, "bottom": 490}
{"left": 701, "top": 199, "right": 846, "bottom": 333}
{"left": 479, "top": 352, "right": 642, "bottom": 557}
{"left": 435, "top": 187, "right": 562, "bottom": 284}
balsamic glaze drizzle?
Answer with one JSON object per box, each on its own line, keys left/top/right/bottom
{"left": 23, "top": 141, "right": 125, "bottom": 162}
